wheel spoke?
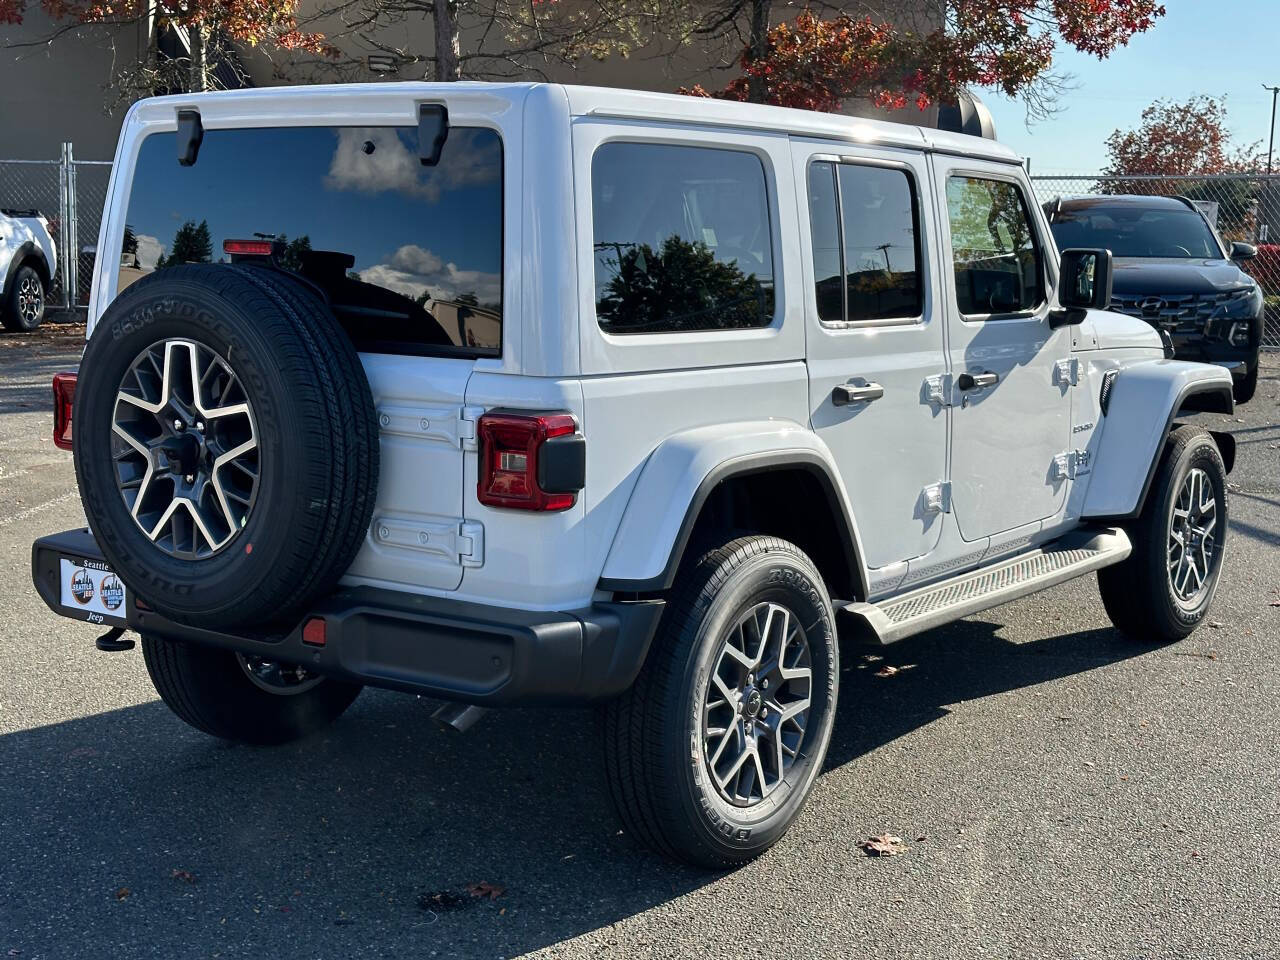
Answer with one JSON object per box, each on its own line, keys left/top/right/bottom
{"left": 701, "top": 599, "right": 814, "bottom": 809}
{"left": 112, "top": 338, "right": 258, "bottom": 559}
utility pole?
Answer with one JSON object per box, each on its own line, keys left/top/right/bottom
{"left": 1265, "top": 83, "right": 1280, "bottom": 175}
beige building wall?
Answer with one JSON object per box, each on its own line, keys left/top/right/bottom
{"left": 0, "top": 10, "right": 140, "bottom": 160}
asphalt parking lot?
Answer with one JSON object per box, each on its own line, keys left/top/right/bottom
{"left": 1, "top": 325, "right": 1278, "bottom": 960}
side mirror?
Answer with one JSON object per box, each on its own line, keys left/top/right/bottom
{"left": 1230, "top": 241, "right": 1258, "bottom": 261}
{"left": 1059, "top": 248, "right": 1112, "bottom": 310}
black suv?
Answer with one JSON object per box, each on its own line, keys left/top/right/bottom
{"left": 1045, "top": 194, "right": 1262, "bottom": 403}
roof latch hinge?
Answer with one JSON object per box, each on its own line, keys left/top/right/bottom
{"left": 1053, "top": 357, "right": 1080, "bottom": 387}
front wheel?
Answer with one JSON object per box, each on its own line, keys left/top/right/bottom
{"left": 602, "top": 535, "right": 838, "bottom": 869}
{"left": 1099, "top": 426, "right": 1228, "bottom": 643}
{"left": 142, "top": 635, "right": 362, "bottom": 745}
{"left": 1233, "top": 364, "right": 1258, "bottom": 404}
{"left": 2, "top": 264, "right": 45, "bottom": 332}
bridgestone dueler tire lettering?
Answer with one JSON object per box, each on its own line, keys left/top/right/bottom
{"left": 1098, "top": 425, "right": 1228, "bottom": 643}
{"left": 602, "top": 535, "right": 839, "bottom": 868}
{"left": 74, "top": 264, "right": 379, "bottom": 629}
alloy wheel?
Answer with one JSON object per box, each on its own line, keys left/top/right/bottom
{"left": 1167, "top": 466, "right": 1220, "bottom": 605}
{"left": 17, "top": 273, "right": 42, "bottom": 324}
{"left": 702, "top": 601, "right": 813, "bottom": 807}
{"left": 111, "top": 339, "right": 259, "bottom": 559}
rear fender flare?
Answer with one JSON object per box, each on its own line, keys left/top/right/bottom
{"left": 597, "top": 420, "right": 869, "bottom": 599}
{"left": 1082, "top": 360, "right": 1235, "bottom": 520}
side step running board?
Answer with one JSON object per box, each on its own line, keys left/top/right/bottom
{"left": 839, "top": 527, "right": 1131, "bottom": 646}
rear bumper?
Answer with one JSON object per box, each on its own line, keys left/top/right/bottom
{"left": 32, "top": 529, "right": 664, "bottom": 706}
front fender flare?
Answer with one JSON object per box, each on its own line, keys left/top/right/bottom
{"left": 597, "top": 420, "right": 869, "bottom": 599}
{"left": 1082, "top": 359, "right": 1234, "bottom": 519}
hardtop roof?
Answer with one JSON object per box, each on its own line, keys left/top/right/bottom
{"left": 130, "top": 80, "right": 1024, "bottom": 166}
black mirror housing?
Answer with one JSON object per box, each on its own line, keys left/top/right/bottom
{"left": 1058, "top": 247, "right": 1113, "bottom": 311}
{"left": 1230, "top": 240, "right": 1258, "bottom": 261}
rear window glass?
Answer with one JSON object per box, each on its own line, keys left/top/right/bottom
{"left": 118, "top": 125, "right": 504, "bottom": 357}
{"left": 591, "top": 142, "right": 775, "bottom": 334}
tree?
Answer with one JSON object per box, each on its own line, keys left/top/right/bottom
{"left": 166, "top": 219, "right": 213, "bottom": 265}
{"left": 0, "top": 0, "right": 332, "bottom": 97}
{"left": 595, "top": 235, "right": 771, "bottom": 333}
{"left": 1102, "top": 95, "right": 1265, "bottom": 238}
{"left": 300, "top": 0, "right": 670, "bottom": 83}
{"left": 1104, "top": 95, "right": 1262, "bottom": 178}
{"left": 682, "top": 2, "right": 1165, "bottom": 118}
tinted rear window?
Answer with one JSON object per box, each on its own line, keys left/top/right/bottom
{"left": 119, "top": 125, "right": 503, "bottom": 356}
{"left": 591, "top": 142, "right": 775, "bottom": 334}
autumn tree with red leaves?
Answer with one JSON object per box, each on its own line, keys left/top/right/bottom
{"left": 1104, "top": 95, "right": 1263, "bottom": 177}
{"left": 684, "top": 1, "right": 1165, "bottom": 117}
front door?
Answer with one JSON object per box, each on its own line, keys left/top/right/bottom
{"left": 793, "top": 140, "right": 948, "bottom": 580}
{"left": 932, "top": 159, "right": 1072, "bottom": 542}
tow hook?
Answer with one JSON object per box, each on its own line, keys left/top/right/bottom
{"left": 430, "top": 701, "right": 487, "bottom": 733}
{"left": 95, "top": 626, "right": 135, "bottom": 652}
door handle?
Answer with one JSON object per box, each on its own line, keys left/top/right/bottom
{"left": 957, "top": 371, "right": 999, "bottom": 391}
{"left": 831, "top": 381, "right": 885, "bottom": 406}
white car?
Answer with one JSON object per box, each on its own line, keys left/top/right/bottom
{"left": 0, "top": 206, "right": 56, "bottom": 331}
{"left": 33, "top": 84, "right": 1237, "bottom": 868}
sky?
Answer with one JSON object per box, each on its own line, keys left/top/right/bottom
{"left": 978, "top": 0, "right": 1280, "bottom": 174}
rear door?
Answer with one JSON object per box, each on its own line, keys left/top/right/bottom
{"left": 792, "top": 139, "right": 948, "bottom": 586}
{"left": 104, "top": 89, "right": 511, "bottom": 591}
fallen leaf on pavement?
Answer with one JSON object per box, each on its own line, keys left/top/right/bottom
{"left": 418, "top": 890, "right": 470, "bottom": 912}
{"left": 874, "top": 664, "right": 916, "bottom": 677}
{"left": 171, "top": 869, "right": 197, "bottom": 884}
{"left": 114, "top": 888, "right": 130, "bottom": 901}
{"left": 1269, "top": 600, "right": 1280, "bottom": 607}
{"left": 860, "top": 834, "right": 908, "bottom": 857}
{"left": 466, "top": 881, "right": 506, "bottom": 901}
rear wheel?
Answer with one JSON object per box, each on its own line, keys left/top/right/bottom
{"left": 2, "top": 264, "right": 45, "bottom": 331}
{"left": 142, "top": 634, "right": 361, "bottom": 745}
{"left": 1099, "top": 426, "right": 1228, "bottom": 643}
{"left": 602, "top": 535, "right": 838, "bottom": 869}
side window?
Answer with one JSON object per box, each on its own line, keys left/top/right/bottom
{"left": 946, "top": 176, "right": 1043, "bottom": 316}
{"left": 806, "top": 160, "right": 923, "bottom": 324}
{"left": 591, "top": 143, "right": 775, "bottom": 334}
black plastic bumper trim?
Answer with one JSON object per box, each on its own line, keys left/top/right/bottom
{"left": 32, "top": 529, "right": 664, "bottom": 706}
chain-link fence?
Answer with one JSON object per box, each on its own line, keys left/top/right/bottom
{"left": 1030, "top": 174, "right": 1280, "bottom": 350}
{"left": 1, "top": 145, "right": 112, "bottom": 315}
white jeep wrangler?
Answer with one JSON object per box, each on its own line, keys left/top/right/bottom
{"left": 33, "top": 83, "right": 1237, "bottom": 869}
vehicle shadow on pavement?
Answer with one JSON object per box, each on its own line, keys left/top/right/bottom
{"left": 826, "top": 621, "right": 1146, "bottom": 771}
{"left": 0, "top": 621, "right": 1144, "bottom": 958}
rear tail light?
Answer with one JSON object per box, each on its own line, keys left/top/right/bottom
{"left": 477, "top": 411, "right": 583, "bottom": 511}
{"left": 52, "top": 372, "right": 76, "bottom": 450}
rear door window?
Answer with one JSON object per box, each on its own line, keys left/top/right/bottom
{"left": 590, "top": 142, "right": 775, "bottom": 334}
{"left": 119, "top": 125, "right": 504, "bottom": 357}
{"left": 807, "top": 160, "right": 923, "bottom": 324}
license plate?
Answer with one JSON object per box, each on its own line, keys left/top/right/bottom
{"left": 58, "top": 556, "right": 128, "bottom": 625}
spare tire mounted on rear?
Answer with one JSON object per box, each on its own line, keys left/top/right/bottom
{"left": 74, "top": 263, "right": 379, "bottom": 629}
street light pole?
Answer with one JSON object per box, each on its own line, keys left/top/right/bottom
{"left": 1265, "top": 84, "right": 1280, "bottom": 175}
